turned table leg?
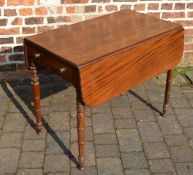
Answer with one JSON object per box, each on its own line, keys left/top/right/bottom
{"left": 30, "top": 62, "right": 42, "bottom": 134}
{"left": 162, "top": 69, "right": 174, "bottom": 116}
{"left": 76, "top": 92, "right": 85, "bottom": 170}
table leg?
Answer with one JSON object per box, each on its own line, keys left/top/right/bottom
{"left": 76, "top": 92, "right": 85, "bottom": 170}
{"left": 162, "top": 69, "right": 174, "bottom": 116}
{"left": 30, "top": 62, "right": 42, "bottom": 134}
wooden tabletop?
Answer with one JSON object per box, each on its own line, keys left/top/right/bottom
{"left": 25, "top": 9, "right": 182, "bottom": 68}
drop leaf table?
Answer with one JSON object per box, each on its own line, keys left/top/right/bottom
{"left": 24, "top": 9, "right": 184, "bottom": 170}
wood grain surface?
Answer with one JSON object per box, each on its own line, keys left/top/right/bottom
{"left": 24, "top": 10, "right": 184, "bottom": 170}
{"left": 76, "top": 92, "right": 85, "bottom": 170}
{"left": 30, "top": 62, "right": 42, "bottom": 133}
{"left": 25, "top": 44, "right": 79, "bottom": 86}
{"left": 162, "top": 69, "right": 174, "bottom": 116}
{"left": 79, "top": 29, "right": 184, "bottom": 106}
{"left": 24, "top": 9, "right": 184, "bottom": 107}
{"left": 24, "top": 9, "right": 183, "bottom": 68}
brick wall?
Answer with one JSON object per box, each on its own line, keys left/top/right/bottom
{"left": 0, "top": 0, "right": 193, "bottom": 72}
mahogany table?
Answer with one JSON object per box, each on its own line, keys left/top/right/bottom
{"left": 24, "top": 9, "right": 184, "bottom": 170}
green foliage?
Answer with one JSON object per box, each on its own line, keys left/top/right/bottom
{"left": 174, "top": 66, "right": 193, "bottom": 77}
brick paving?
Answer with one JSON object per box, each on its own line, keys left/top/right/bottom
{"left": 0, "top": 78, "right": 193, "bottom": 175}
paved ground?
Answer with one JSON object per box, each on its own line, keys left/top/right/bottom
{"left": 0, "top": 78, "right": 193, "bottom": 175}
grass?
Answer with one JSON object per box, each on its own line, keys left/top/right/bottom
{"left": 158, "top": 66, "right": 193, "bottom": 87}
{"left": 174, "top": 66, "right": 193, "bottom": 84}
{"left": 174, "top": 66, "right": 193, "bottom": 77}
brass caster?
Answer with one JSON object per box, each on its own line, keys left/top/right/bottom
{"left": 79, "top": 166, "right": 84, "bottom": 171}
{"left": 160, "top": 112, "right": 166, "bottom": 117}
{"left": 36, "top": 124, "right": 42, "bottom": 135}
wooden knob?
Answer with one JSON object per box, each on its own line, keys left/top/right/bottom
{"left": 59, "top": 67, "right": 66, "bottom": 73}
{"left": 34, "top": 53, "right": 41, "bottom": 58}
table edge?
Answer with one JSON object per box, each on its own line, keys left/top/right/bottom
{"left": 24, "top": 25, "right": 183, "bottom": 70}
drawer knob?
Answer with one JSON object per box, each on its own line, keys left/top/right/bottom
{"left": 59, "top": 67, "right": 66, "bottom": 73}
{"left": 34, "top": 53, "right": 41, "bottom": 58}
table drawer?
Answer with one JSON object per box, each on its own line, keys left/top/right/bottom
{"left": 26, "top": 45, "right": 76, "bottom": 84}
